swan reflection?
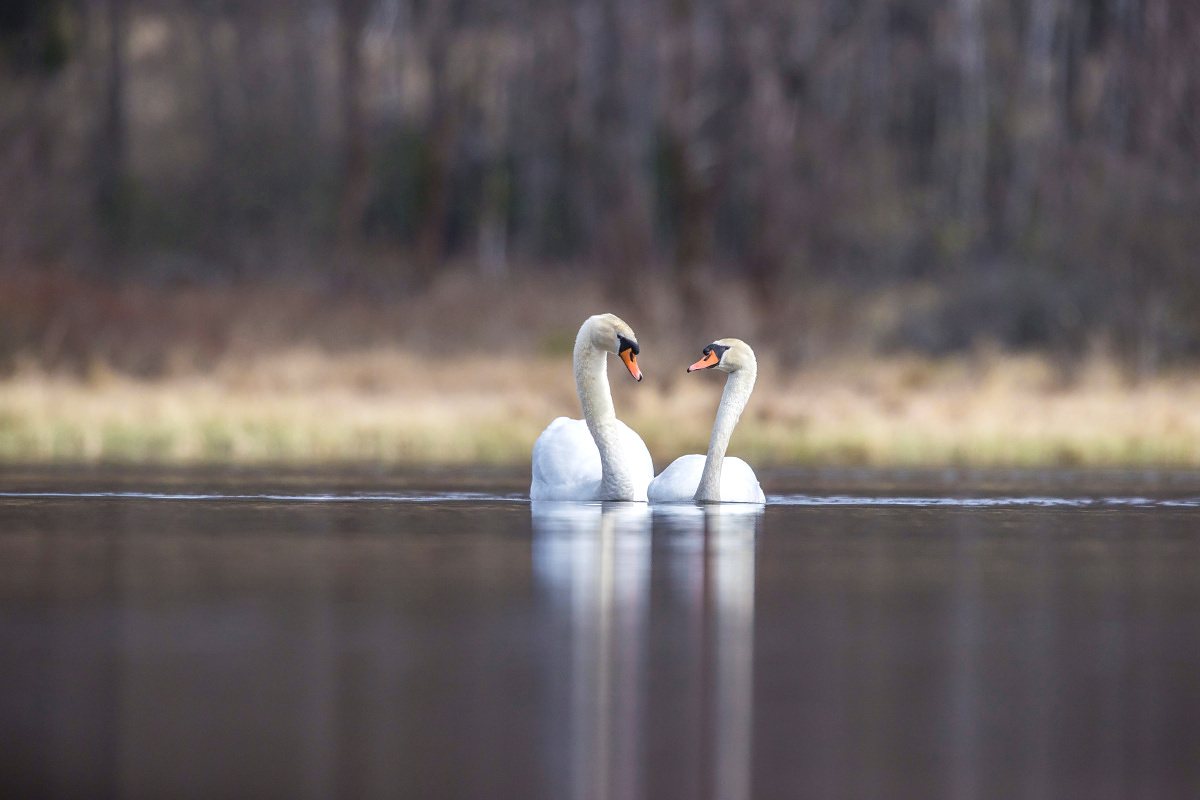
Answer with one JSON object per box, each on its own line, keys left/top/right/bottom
{"left": 532, "top": 502, "right": 761, "bottom": 800}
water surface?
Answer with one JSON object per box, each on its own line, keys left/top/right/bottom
{"left": 2, "top": 467, "right": 1199, "bottom": 798}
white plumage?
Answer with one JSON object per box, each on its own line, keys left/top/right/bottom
{"left": 646, "top": 338, "right": 765, "bottom": 504}
{"left": 530, "top": 314, "right": 653, "bottom": 502}
{"left": 646, "top": 453, "right": 764, "bottom": 504}
{"left": 531, "top": 417, "right": 654, "bottom": 501}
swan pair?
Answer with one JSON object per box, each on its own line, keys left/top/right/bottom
{"left": 530, "top": 314, "right": 765, "bottom": 504}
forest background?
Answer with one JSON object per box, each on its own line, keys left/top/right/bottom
{"left": 1, "top": 0, "right": 1198, "bottom": 467}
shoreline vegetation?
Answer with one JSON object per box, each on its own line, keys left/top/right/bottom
{"left": 3, "top": 267, "right": 1200, "bottom": 469}
{"left": 5, "top": 347, "right": 1200, "bottom": 469}
{"left": 3, "top": 1, "right": 1198, "bottom": 469}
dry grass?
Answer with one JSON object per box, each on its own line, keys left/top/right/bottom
{"left": 4, "top": 346, "right": 1200, "bottom": 468}
{"left": 3, "top": 264, "right": 1198, "bottom": 468}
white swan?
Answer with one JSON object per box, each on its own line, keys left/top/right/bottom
{"left": 531, "top": 314, "right": 655, "bottom": 501}
{"left": 647, "top": 338, "right": 765, "bottom": 504}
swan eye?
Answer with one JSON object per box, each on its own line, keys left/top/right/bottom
{"left": 688, "top": 343, "right": 727, "bottom": 372}
{"left": 706, "top": 343, "right": 730, "bottom": 363}
{"left": 617, "top": 334, "right": 639, "bottom": 355}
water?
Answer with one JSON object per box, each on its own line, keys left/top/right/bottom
{"left": 2, "top": 466, "right": 1199, "bottom": 798}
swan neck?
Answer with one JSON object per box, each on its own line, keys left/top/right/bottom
{"left": 574, "top": 326, "right": 631, "bottom": 498}
{"left": 695, "top": 363, "right": 756, "bottom": 502}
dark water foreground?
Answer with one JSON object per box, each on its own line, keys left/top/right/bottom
{"left": 1, "top": 468, "right": 1199, "bottom": 799}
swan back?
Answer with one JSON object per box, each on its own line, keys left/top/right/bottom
{"left": 647, "top": 454, "right": 764, "bottom": 504}
{"left": 531, "top": 418, "right": 603, "bottom": 500}
{"left": 531, "top": 417, "right": 654, "bottom": 501}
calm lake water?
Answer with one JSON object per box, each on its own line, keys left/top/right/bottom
{"left": 2, "top": 466, "right": 1199, "bottom": 799}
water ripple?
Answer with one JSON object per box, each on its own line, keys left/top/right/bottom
{"left": 0, "top": 491, "right": 527, "bottom": 503}
{"left": 0, "top": 491, "right": 1197, "bottom": 508}
{"left": 767, "top": 494, "right": 1200, "bottom": 508}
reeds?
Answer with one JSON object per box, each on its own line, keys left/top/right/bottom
{"left": 4, "top": 348, "right": 1200, "bottom": 467}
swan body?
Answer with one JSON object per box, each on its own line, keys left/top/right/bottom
{"left": 531, "top": 314, "right": 654, "bottom": 501}
{"left": 647, "top": 338, "right": 765, "bottom": 504}
{"left": 531, "top": 417, "right": 654, "bottom": 501}
{"left": 647, "top": 453, "right": 764, "bottom": 504}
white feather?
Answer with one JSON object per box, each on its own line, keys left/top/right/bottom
{"left": 531, "top": 418, "right": 654, "bottom": 501}
{"left": 647, "top": 454, "right": 765, "bottom": 504}
{"left": 646, "top": 338, "right": 765, "bottom": 504}
{"left": 530, "top": 315, "right": 654, "bottom": 502}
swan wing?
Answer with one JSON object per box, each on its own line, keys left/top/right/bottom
{"left": 646, "top": 454, "right": 707, "bottom": 503}
{"left": 647, "top": 454, "right": 765, "bottom": 504}
{"left": 720, "top": 457, "right": 767, "bottom": 504}
{"left": 530, "top": 417, "right": 653, "bottom": 501}
{"left": 530, "top": 418, "right": 602, "bottom": 500}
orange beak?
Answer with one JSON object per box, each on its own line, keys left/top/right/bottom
{"left": 687, "top": 351, "right": 720, "bottom": 372}
{"left": 620, "top": 349, "right": 642, "bottom": 381}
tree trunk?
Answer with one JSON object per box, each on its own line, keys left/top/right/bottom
{"left": 597, "top": 0, "right": 653, "bottom": 308}
{"left": 337, "top": 0, "right": 371, "bottom": 252}
{"left": 1006, "top": 0, "right": 1061, "bottom": 243}
{"left": 953, "top": 0, "right": 988, "bottom": 242}
{"left": 97, "top": 0, "right": 128, "bottom": 258}
{"left": 664, "top": 0, "right": 715, "bottom": 325}
{"left": 416, "top": 63, "right": 451, "bottom": 287}
{"left": 415, "top": 0, "right": 452, "bottom": 288}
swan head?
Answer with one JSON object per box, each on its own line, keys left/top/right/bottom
{"left": 582, "top": 313, "right": 642, "bottom": 381}
{"left": 687, "top": 338, "right": 755, "bottom": 374}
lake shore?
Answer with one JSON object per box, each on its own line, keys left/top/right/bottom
{"left": 4, "top": 347, "right": 1200, "bottom": 468}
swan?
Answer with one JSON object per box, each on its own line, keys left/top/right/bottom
{"left": 647, "top": 338, "right": 765, "bottom": 504}
{"left": 530, "top": 314, "right": 655, "bottom": 501}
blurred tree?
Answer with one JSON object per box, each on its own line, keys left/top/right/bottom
{"left": 414, "top": 0, "right": 453, "bottom": 287}
{"left": 662, "top": 0, "right": 720, "bottom": 319}
{"left": 0, "top": 0, "right": 75, "bottom": 262}
{"left": 951, "top": 0, "right": 988, "bottom": 243}
{"left": 0, "top": 0, "right": 1197, "bottom": 363}
{"left": 0, "top": 0, "right": 72, "bottom": 74}
{"left": 96, "top": 0, "right": 129, "bottom": 255}
{"left": 337, "top": 0, "right": 372, "bottom": 250}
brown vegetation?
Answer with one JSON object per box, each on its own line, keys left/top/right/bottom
{"left": 2, "top": 268, "right": 1199, "bottom": 467}
{"left": 2, "top": 1, "right": 1199, "bottom": 466}
{"left": 2, "top": 0, "right": 1199, "bottom": 365}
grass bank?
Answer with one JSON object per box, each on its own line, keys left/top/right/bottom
{"left": 4, "top": 348, "right": 1200, "bottom": 468}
